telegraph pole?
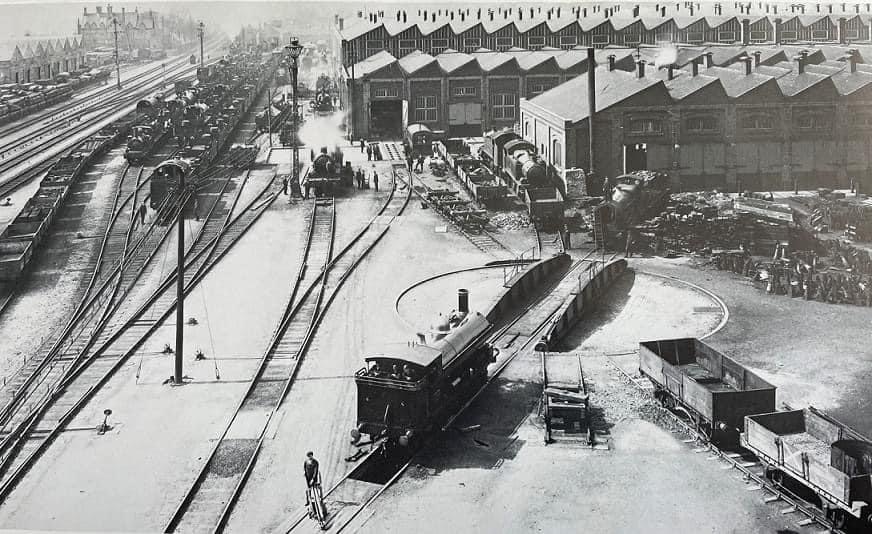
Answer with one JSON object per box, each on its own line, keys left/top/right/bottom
{"left": 198, "top": 21, "right": 205, "bottom": 67}
{"left": 174, "top": 170, "right": 186, "bottom": 386}
{"left": 267, "top": 89, "right": 273, "bottom": 148}
{"left": 113, "top": 18, "right": 121, "bottom": 89}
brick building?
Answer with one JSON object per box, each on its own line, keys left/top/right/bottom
{"left": 519, "top": 46, "right": 872, "bottom": 193}
{"left": 78, "top": 4, "right": 197, "bottom": 52}
{"left": 333, "top": 6, "right": 872, "bottom": 72}
{"left": 342, "top": 47, "right": 638, "bottom": 139}
{"left": 0, "top": 37, "right": 85, "bottom": 83}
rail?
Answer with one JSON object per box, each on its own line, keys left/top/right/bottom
{"left": 0, "top": 88, "right": 273, "bottom": 501}
{"left": 278, "top": 249, "right": 589, "bottom": 533}
{"left": 607, "top": 354, "right": 844, "bottom": 534}
{"left": 166, "top": 164, "right": 412, "bottom": 533}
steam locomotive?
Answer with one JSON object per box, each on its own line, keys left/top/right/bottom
{"left": 148, "top": 48, "right": 275, "bottom": 209}
{"left": 310, "top": 88, "right": 334, "bottom": 115}
{"left": 302, "top": 146, "right": 347, "bottom": 194}
{"left": 351, "top": 290, "right": 497, "bottom": 447}
{"left": 480, "top": 129, "right": 564, "bottom": 224}
{"left": 596, "top": 171, "right": 670, "bottom": 238}
{"left": 124, "top": 96, "right": 169, "bottom": 163}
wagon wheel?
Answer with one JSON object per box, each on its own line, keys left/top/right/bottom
{"left": 770, "top": 469, "right": 784, "bottom": 486}
{"left": 699, "top": 422, "right": 714, "bottom": 442}
{"left": 828, "top": 508, "right": 847, "bottom": 529}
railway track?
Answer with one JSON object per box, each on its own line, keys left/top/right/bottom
{"left": 0, "top": 46, "right": 210, "bottom": 140}
{"left": 276, "top": 247, "right": 583, "bottom": 533}
{"left": 606, "top": 355, "right": 842, "bottom": 534}
{"left": 0, "top": 162, "right": 279, "bottom": 504}
{"left": 0, "top": 88, "right": 274, "bottom": 499}
{"left": 0, "top": 47, "right": 222, "bottom": 198}
{"left": 0, "top": 142, "right": 180, "bottom": 423}
{"left": 164, "top": 164, "right": 413, "bottom": 533}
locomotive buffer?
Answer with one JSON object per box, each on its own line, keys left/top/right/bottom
{"left": 541, "top": 352, "right": 590, "bottom": 445}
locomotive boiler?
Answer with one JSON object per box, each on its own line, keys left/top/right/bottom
{"left": 481, "top": 129, "right": 564, "bottom": 224}
{"left": 597, "top": 172, "right": 669, "bottom": 232}
{"left": 351, "top": 289, "right": 497, "bottom": 447}
{"left": 302, "top": 146, "right": 345, "bottom": 195}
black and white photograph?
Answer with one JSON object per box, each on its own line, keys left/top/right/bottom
{"left": 0, "top": 0, "right": 871, "bottom": 532}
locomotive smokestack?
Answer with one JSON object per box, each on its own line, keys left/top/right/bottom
{"left": 458, "top": 289, "right": 469, "bottom": 314}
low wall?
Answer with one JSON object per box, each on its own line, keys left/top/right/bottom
{"left": 485, "top": 253, "right": 572, "bottom": 324}
{"left": 542, "top": 258, "right": 628, "bottom": 348}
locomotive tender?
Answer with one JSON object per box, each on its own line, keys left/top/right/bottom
{"left": 352, "top": 289, "right": 497, "bottom": 447}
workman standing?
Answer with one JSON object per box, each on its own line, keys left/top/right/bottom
{"left": 139, "top": 201, "right": 148, "bottom": 225}
{"left": 372, "top": 170, "right": 379, "bottom": 192}
{"left": 360, "top": 139, "right": 365, "bottom": 153}
{"left": 366, "top": 144, "right": 372, "bottom": 161}
{"left": 282, "top": 177, "right": 289, "bottom": 195}
{"left": 304, "top": 451, "right": 320, "bottom": 488}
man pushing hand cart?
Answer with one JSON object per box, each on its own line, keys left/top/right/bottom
{"left": 304, "top": 451, "right": 328, "bottom": 529}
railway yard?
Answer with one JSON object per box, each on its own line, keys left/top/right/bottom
{"left": 2, "top": 2, "right": 872, "bottom": 533}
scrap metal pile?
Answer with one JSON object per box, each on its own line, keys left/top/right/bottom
{"left": 638, "top": 192, "right": 791, "bottom": 255}
{"left": 424, "top": 188, "right": 488, "bottom": 233}
{"left": 713, "top": 239, "right": 872, "bottom": 306}
{"left": 791, "top": 192, "right": 872, "bottom": 240}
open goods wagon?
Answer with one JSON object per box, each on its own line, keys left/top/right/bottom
{"left": 639, "top": 338, "right": 776, "bottom": 442}
{"left": 743, "top": 408, "right": 872, "bottom": 528}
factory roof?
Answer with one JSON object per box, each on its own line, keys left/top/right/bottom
{"left": 526, "top": 66, "right": 663, "bottom": 124}
{"left": 353, "top": 50, "right": 397, "bottom": 77}
{"left": 397, "top": 50, "right": 436, "bottom": 74}
{"left": 664, "top": 71, "right": 722, "bottom": 100}
{"left": 434, "top": 50, "right": 476, "bottom": 73}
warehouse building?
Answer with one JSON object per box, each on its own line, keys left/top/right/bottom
{"left": 519, "top": 45, "right": 872, "bottom": 193}
{"left": 0, "top": 37, "right": 85, "bottom": 83}
{"left": 341, "top": 47, "right": 639, "bottom": 139}
{"left": 333, "top": 6, "right": 872, "bottom": 71}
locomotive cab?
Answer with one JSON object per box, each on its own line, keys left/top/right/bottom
{"left": 352, "top": 307, "right": 496, "bottom": 448}
{"left": 354, "top": 347, "right": 441, "bottom": 445}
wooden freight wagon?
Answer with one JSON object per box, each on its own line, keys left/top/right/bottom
{"left": 639, "top": 338, "right": 776, "bottom": 442}
{"left": 455, "top": 160, "right": 507, "bottom": 203}
{"left": 525, "top": 186, "right": 564, "bottom": 225}
{"left": 743, "top": 407, "right": 872, "bottom": 528}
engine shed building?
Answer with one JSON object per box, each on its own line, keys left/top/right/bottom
{"left": 342, "top": 47, "right": 644, "bottom": 139}
{"left": 0, "top": 37, "right": 85, "bottom": 84}
{"left": 333, "top": 7, "right": 872, "bottom": 72}
{"left": 519, "top": 46, "right": 872, "bottom": 193}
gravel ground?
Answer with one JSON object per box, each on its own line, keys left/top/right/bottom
{"left": 630, "top": 256, "right": 872, "bottom": 437}
{"left": 0, "top": 187, "right": 309, "bottom": 531}
{"left": 0, "top": 147, "right": 125, "bottom": 383}
{"left": 224, "top": 180, "right": 493, "bottom": 533}
{"left": 359, "top": 266, "right": 800, "bottom": 534}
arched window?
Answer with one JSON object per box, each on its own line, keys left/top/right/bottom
{"left": 524, "top": 121, "right": 530, "bottom": 136}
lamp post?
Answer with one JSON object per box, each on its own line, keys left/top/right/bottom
{"left": 155, "top": 159, "right": 192, "bottom": 386}
{"left": 285, "top": 37, "right": 304, "bottom": 197}
{"left": 112, "top": 17, "right": 121, "bottom": 90}
{"left": 197, "top": 21, "right": 205, "bottom": 67}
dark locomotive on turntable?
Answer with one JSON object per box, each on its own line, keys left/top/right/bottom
{"left": 351, "top": 290, "right": 497, "bottom": 447}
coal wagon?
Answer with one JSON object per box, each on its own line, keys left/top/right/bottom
{"left": 639, "top": 338, "right": 776, "bottom": 443}
{"left": 743, "top": 407, "right": 872, "bottom": 528}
